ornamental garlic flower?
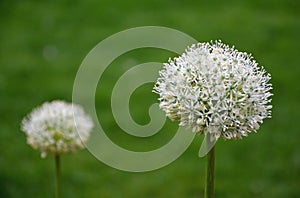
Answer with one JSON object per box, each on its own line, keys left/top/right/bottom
{"left": 21, "top": 100, "right": 93, "bottom": 158}
{"left": 153, "top": 40, "right": 272, "bottom": 140}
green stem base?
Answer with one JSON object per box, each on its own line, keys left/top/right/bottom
{"left": 55, "top": 155, "right": 60, "bottom": 198}
{"left": 204, "top": 146, "right": 215, "bottom": 198}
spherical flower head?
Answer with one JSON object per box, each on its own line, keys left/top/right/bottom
{"left": 154, "top": 40, "right": 272, "bottom": 140}
{"left": 21, "top": 100, "right": 94, "bottom": 158}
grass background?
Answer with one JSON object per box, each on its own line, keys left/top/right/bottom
{"left": 1, "top": 0, "right": 299, "bottom": 197}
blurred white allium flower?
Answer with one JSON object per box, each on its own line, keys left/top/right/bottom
{"left": 154, "top": 40, "right": 272, "bottom": 140}
{"left": 21, "top": 100, "right": 93, "bottom": 158}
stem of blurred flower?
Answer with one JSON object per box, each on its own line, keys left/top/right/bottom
{"left": 204, "top": 146, "right": 215, "bottom": 198}
{"left": 55, "top": 155, "right": 60, "bottom": 198}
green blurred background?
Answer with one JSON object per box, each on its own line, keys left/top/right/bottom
{"left": 1, "top": 0, "right": 299, "bottom": 197}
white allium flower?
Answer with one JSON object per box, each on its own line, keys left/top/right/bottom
{"left": 154, "top": 40, "right": 272, "bottom": 140}
{"left": 21, "top": 100, "right": 94, "bottom": 158}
